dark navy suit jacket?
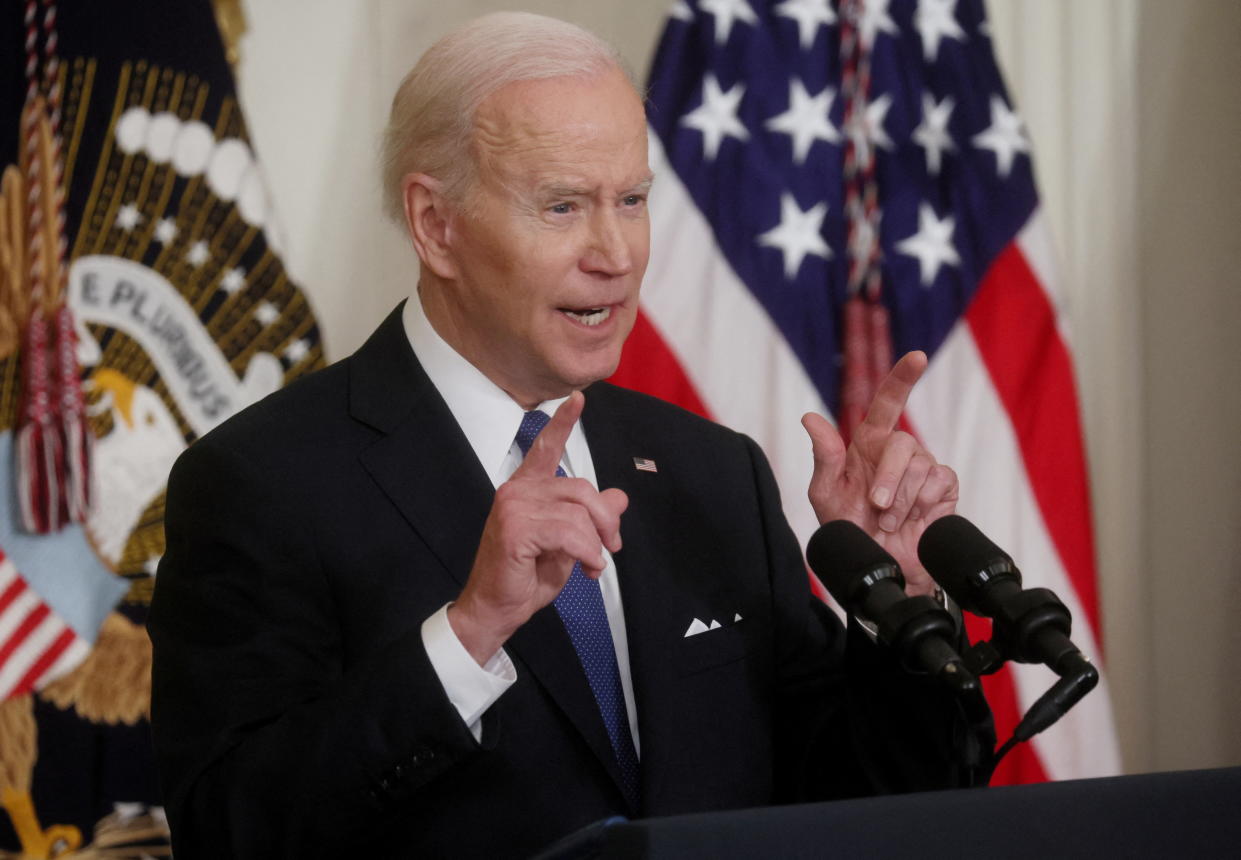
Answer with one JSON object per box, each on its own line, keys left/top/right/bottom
{"left": 149, "top": 304, "right": 970, "bottom": 858}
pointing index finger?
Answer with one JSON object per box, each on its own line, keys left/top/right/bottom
{"left": 515, "top": 390, "right": 584, "bottom": 477}
{"left": 861, "top": 351, "right": 928, "bottom": 435}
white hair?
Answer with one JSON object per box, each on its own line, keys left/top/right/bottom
{"left": 379, "top": 12, "right": 638, "bottom": 223}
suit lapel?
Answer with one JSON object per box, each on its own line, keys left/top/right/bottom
{"left": 349, "top": 306, "right": 630, "bottom": 806}
{"left": 351, "top": 305, "right": 493, "bottom": 587}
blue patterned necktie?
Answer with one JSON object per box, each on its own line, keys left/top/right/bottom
{"left": 514, "top": 409, "right": 640, "bottom": 809}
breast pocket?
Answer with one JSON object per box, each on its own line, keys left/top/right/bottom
{"left": 675, "top": 623, "right": 749, "bottom": 676}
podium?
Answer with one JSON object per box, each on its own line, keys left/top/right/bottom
{"left": 537, "top": 767, "right": 1241, "bottom": 859}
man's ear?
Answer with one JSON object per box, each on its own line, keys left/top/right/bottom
{"left": 402, "top": 172, "right": 458, "bottom": 279}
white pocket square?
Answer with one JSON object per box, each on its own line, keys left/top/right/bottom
{"left": 683, "top": 615, "right": 742, "bottom": 637}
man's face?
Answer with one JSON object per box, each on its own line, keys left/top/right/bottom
{"left": 437, "top": 66, "right": 652, "bottom": 408}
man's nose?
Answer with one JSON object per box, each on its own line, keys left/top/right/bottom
{"left": 581, "top": 209, "right": 633, "bottom": 276}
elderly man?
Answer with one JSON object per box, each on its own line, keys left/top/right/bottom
{"left": 149, "top": 12, "right": 972, "bottom": 859}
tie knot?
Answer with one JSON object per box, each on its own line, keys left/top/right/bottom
{"left": 514, "top": 410, "right": 551, "bottom": 457}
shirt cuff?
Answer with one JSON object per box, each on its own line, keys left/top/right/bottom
{"left": 421, "top": 604, "right": 516, "bottom": 741}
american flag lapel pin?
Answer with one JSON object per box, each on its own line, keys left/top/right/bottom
{"left": 633, "top": 457, "right": 657, "bottom": 473}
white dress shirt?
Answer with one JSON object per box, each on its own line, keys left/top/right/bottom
{"left": 406, "top": 296, "right": 639, "bottom": 753}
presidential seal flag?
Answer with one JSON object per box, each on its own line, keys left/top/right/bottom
{"left": 614, "top": 0, "right": 1120, "bottom": 785}
{"left": 0, "top": 0, "right": 324, "bottom": 853}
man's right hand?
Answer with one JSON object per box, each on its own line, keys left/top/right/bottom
{"left": 448, "top": 391, "right": 628, "bottom": 665}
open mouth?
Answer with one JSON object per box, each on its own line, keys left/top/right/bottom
{"left": 559, "top": 306, "right": 612, "bottom": 327}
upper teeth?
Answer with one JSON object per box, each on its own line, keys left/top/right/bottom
{"left": 564, "top": 307, "right": 611, "bottom": 326}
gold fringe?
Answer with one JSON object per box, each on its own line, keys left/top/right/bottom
{"left": 22, "top": 97, "right": 67, "bottom": 315}
{"left": 0, "top": 165, "right": 27, "bottom": 360}
{"left": 7, "top": 96, "right": 70, "bottom": 327}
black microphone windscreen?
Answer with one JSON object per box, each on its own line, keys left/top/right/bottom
{"left": 807, "top": 520, "right": 899, "bottom": 606}
{"left": 917, "top": 514, "right": 1014, "bottom": 596}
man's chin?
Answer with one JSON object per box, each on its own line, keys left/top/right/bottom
{"left": 551, "top": 351, "right": 623, "bottom": 394}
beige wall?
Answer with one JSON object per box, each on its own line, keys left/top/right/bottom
{"left": 1136, "top": 1, "right": 1241, "bottom": 771}
{"left": 238, "top": 0, "right": 1241, "bottom": 776}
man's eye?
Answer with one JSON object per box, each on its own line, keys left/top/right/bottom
{"left": 622, "top": 195, "right": 646, "bottom": 207}
{"left": 549, "top": 202, "right": 574, "bottom": 214}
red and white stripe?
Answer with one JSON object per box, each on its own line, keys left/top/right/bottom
{"left": 0, "top": 548, "right": 89, "bottom": 701}
{"left": 907, "top": 211, "right": 1120, "bottom": 781}
{"left": 619, "top": 136, "right": 1121, "bottom": 783}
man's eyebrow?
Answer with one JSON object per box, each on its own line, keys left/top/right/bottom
{"left": 627, "top": 176, "right": 655, "bottom": 194}
{"left": 536, "top": 174, "right": 656, "bottom": 199}
{"left": 540, "top": 184, "right": 592, "bottom": 198}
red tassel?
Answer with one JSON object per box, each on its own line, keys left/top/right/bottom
{"left": 16, "top": 306, "right": 64, "bottom": 533}
{"left": 840, "top": 294, "right": 871, "bottom": 443}
{"left": 839, "top": 293, "right": 894, "bottom": 444}
{"left": 14, "top": 1, "right": 92, "bottom": 532}
{"left": 866, "top": 295, "right": 894, "bottom": 397}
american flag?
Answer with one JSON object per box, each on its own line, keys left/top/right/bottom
{"left": 0, "top": 547, "right": 90, "bottom": 700}
{"left": 611, "top": 0, "right": 1120, "bottom": 784}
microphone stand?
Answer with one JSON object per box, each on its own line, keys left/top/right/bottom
{"left": 864, "top": 592, "right": 995, "bottom": 787}
{"left": 956, "top": 596, "right": 1100, "bottom": 782}
{"left": 954, "top": 674, "right": 996, "bottom": 788}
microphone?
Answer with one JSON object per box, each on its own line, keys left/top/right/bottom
{"left": 917, "top": 515, "right": 1098, "bottom": 741}
{"left": 807, "top": 520, "right": 977, "bottom": 697}
{"left": 917, "top": 515, "right": 1093, "bottom": 675}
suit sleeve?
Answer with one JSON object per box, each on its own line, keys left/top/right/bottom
{"left": 741, "top": 434, "right": 986, "bottom": 802}
{"left": 148, "top": 436, "right": 491, "bottom": 859}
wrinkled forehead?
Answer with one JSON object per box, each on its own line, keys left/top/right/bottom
{"left": 471, "top": 70, "right": 648, "bottom": 184}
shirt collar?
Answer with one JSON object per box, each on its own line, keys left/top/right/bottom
{"left": 402, "top": 294, "right": 588, "bottom": 486}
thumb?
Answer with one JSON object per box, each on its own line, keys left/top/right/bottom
{"left": 802, "top": 412, "right": 846, "bottom": 482}
{"left": 802, "top": 412, "right": 847, "bottom": 519}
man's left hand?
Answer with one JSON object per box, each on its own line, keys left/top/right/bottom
{"left": 801, "top": 351, "right": 958, "bottom": 596}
